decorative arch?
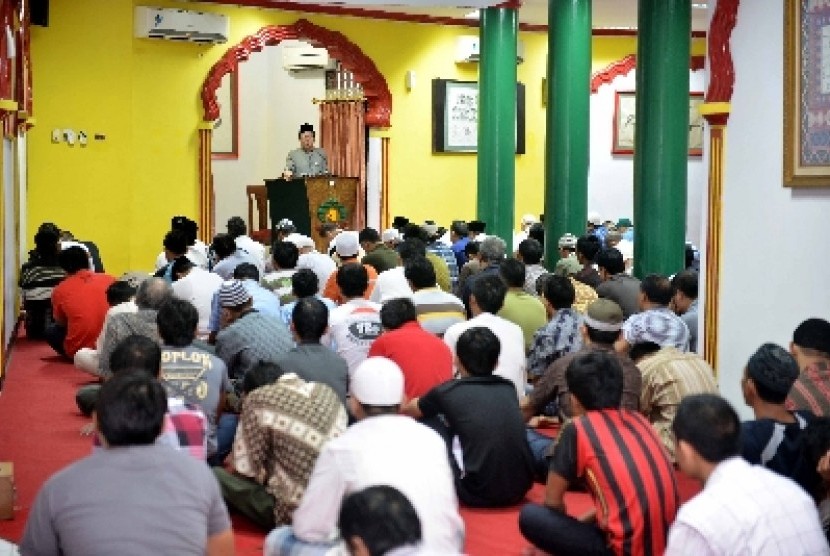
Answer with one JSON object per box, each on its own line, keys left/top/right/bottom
{"left": 590, "top": 54, "right": 707, "bottom": 94}
{"left": 197, "top": 19, "right": 392, "bottom": 241}
{"left": 200, "top": 19, "right": 392, "bottom": 127}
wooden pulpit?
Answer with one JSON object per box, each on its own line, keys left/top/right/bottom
{"left": 264, "top": 177, "right": 360, "bottom": 251}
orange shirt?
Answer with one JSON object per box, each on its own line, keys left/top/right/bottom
{"left": 322, "top": 263, "right": 377, "bottom": 305}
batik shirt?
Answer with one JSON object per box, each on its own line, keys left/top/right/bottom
{"left": 526, "top": 308, "right": 583, "bottom": 379}
{"left": 622, "top": 307, "right": 690, "bottom": 351}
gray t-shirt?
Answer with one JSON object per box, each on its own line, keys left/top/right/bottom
{"left": 21, "top": 444, "right": 230, "bottom": 556}
{"left": 285, "top": 147, "right": 328, "bottom": 177}
{"left": 275, "top": 343, "right": 349, "bottom": 406}
{"left": 160, "top": 345, "right": 230, "bottom": 456}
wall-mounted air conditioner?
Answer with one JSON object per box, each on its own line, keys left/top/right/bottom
{"left": 283, "top": 46, "right": 330, "bottom": 71}
{"left": 135, "top": 6, "right": 229, "bottom": 44}
{"left": 456, "top": 36, "right": 525, "bottom": 64}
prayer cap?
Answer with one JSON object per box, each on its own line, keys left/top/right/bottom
{"left": 351, "top": 357, "right": 404, "bottom": 406}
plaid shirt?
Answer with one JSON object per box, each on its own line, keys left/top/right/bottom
{"left": 428, "top": 242, "right": 459, "bottom": 290}
{"left": 526, "top": 308, "right": 583, "bottom": 378}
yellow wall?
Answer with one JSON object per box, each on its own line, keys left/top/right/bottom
{"left": 29, "top": 0, "right": 705, "bottom": 276}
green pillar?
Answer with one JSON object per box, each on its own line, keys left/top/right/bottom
{"left": 477, "top": 7, "right": 517, "bottom": 244}
{"left": 633, "top": 0, "right": 691, "bottom": 277}
{"left": 544, "top": 0, "right": 592, "bottom": 267}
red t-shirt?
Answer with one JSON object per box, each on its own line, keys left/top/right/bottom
{"left": 368, "top": 321, "right": 453, "bottom": 399}
{"left": 51, "top": 270, "right": 115, "bottom": 357}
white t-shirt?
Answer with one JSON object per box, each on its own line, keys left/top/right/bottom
{"left": 296, "top": 253, "right": 337, "bottom": 294}
{"left": 323, "top": 299, "right": 382, "bottom": 376}
{"left": 171, "top": 268, "right": 224, "bottom": 339}
{"left": 369, "top": 266, "right": 413, "bottom": 303}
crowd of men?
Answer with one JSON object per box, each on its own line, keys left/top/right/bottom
{"left": 14, "top": 214, "right": 830, "bottom": 555}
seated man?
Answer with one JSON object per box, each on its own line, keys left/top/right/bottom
{"left": 45, "top": 246, "right": 115, "bottom": 359}
{"left": 369, "top": 298, "right": 453, "bottom": 400}
{"left": 497, "top": 258, "right": 547, "bottom": 351}
{"left": 519, "top": 351, "right": 678, "bottom": 556}
{"left": 444, "top": 274, "right": 526, "bottom": 399}
{"left": 73, "top": 280, "right": 137, "bottom": 376}
{"left": 526, "top": 275, "right": 583, "bottom": 381}
{"left": 213, "top": 361, "right": 347, "bottom": 530}
{"left": 227, "top": 215, "right": 266, "bottom": 268}
{"left": 278, "top": 268, "right": 335, "bottom": 327}
{"left": 157, "top": 298, "right": 230, "bottom": 462}
{"left": 322, "top": 263, "right": 382, "bottom": 376}
{"left": 617, "top": 273, "right": 690, "bottom": 353}
{"left": 323, "top": 233, "right": 378, "bottom": 304}
{"left": 741, "top": 342, "right": 819, "bottom": 496}
{"left": 170, "top": 256, "right": 223, "bottom": 341}
{"left": 275, "top": 298, "right": 349, "bottom": 407}
{"left": 19, "top": 224, "right": 65, "bottom": 339}
{"left": 406, "top": 255, "right": 465, "bottom": 337}
{"left": 666, "top": 394, "right": 827, "bottom": 554}
{"left": 369, "top": 238, "right": 423, "bottom": 303}
{"left": 573, "top": 234, "right": 601, "bottom": 289}
{"left": 338, "top": 486, "right": 425, "bottom": 556}
{"left": 265, "top": 357, "right": 465, "bottom": 555}
{"left": 632, "top": 341, "right": 718, "bottom": 461}
{"left": 787, "top": 317, "right": 830, "bottom": 416}
{"left": 262, "top": 240, "right": 300, "bottom": 305}
{"left": 21, "top": 373, "right": 233, "bottom": 555}
{"left": 670, "top": 270, "right": 699, "bottom": 352}
{"left": 516, "top": 238, "right": 547, "bottom": 296}
{"left": 208, "top": 262, "right": 282, "bottom": 343}
{"left": 596, "top": 248, "right": 641, "bottom": 318}
{"left": 359, "top": 226, "right": 399, "bottom": 274}
{"left": 404, "top": 327, "right": 535, "bottom": 507}
{"left": 211, "top": 232, "right": 262, "bottom": 280}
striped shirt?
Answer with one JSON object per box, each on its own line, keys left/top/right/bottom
{"left": 638, "top": 347, "right": 718, "bottom": 460}
{"left": 427, "top": 242, "right": 459, "bottom": 291}
{"left": 552, "top": 410, "right": 679, "bottom": 556}
{"left": 786, "top": 360, "right": 830, "bottom": 416}
{"left": 411, "top": 287, "right": 466, "bottom": 337}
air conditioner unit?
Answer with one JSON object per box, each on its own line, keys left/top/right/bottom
{"left": 456, "top": 36, "right": 525, "bottom": 64}
{"left": 283, "top": 46, "right": 330, "bottom": 71}
{"left": 135, "top": 6, "right": 229, "bottom": 44}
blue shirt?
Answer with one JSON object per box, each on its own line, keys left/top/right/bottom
{"left": 280, "top": 294, "right": 336, "bottom": 326}
{"left": 208, "top": 279, "right": 281, "bottom": 333}
{"left": 451, "top": 237, "right": 469, "bottom": 270}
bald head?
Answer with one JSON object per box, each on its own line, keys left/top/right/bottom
{"left": 135, "top": 278, "right": 173, "bottom": 310}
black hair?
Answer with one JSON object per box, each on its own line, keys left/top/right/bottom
{"left": 339, "top": 486, "right": 422, "bottom": 556}
{"left": 58, "top": 246, "right": 89, "bottom": 274}
{"left": 528, "top": 222, "right": 545, "bottom": 246}
{"left": 640, "top": 274, "right": 673, "bottom": 306}
{"left": 793, "top": 318, "right": 830, "bottom": 357}
{"left": 566, "top": 351, "right": 623, "bottom": 410}
{"left": 156, "top": 298, "right": 198, "bottom": 347}
{"left": 292, "top": 298, "right": 329, "bottom": 342}
{"left": 170, "top": 256, "right": 194, "bottom": 280}
{"left": 685, "top": 244, "right": 695, "bottom": 270}
{"left": 291, "top": 268, "right": 319, "bottom": 298}
{"left": 398, "top": 238, "right": 426, "bottom": 263}
{"left": 585, "top": 325, "right": 621, "bottom": 346}
{"left": 359, "top": 227, "right": 381, "bottom": 243}
{"left": 451, "top": 221, "right": 469, "bottom": 237}
{"left": 226, "top": 216, "right": 247, "bottom": 239}
{"left": 465, "top": 241, "right": 480, "bottom": 257}
{"left": 672, "top": 394, "right": 741, "bottom": 463}
{"left": 518, "top": 238, "right": 543, "bottom": 265}
{"left": 471, "top": 274, "right": 508, "bottom": 314}
{"left": 596, "top": 248, "right": 625, "bottom": 275}
{"left": 163, "top": 230, "right": 189, "bottom": 256}
{"left": 403, "top": 256, "right": 436, "bottom": 289}
{"left": 96, "top": 373, "right": 167, "bottom": 447}
{"left": 671, "top": 270, "right": 699, "bottom": 300}
{"left": 805, "top": 417, "right": 830, "bottom": 470}
{"left": 535, "top": 273, "right": 552, "bottom": 296}
{"left": 576, "top": 234, "right": 601, "bottom": 262}
{"left": 34, "top": 229, "right": 59, "bottom": 255}
{"left": 543, "top": 275, "right": 575, "bottom": 310}
{"left": 211, "top": 233, "right": 236, "bottom": 259}
{"left": 243, "top": 361, "right": 285, "bottom": 394}
{"left": 401, "top": 223, "right": 428, "bottom": 242}
{"left": 746, "top": 342, "right": 799, "bottom": 404}
{"left": 337, "top": 263, "right": 369, "bottom": 298}
{"left": 231, "top": 262, "right": 259, "bottom": 281}
{"left": 456, "top": 327, "right": 500, "bottom": 377}
{"left": 109, "top": 335, "right": 162, "bottom": 378}
{"left": 380, "top": 298, "right": 418, "bottom": 331}
{"left": 499, "top": 258, "right": 526, "bottom": 288}
{"left": 272, "top": 241, "right": 299, "bottom": 270}
{"left": 106, "top": 281, "right": 136, "bottom": 307}
{"left": 628, "top": 341, "right": 662, "bottom": 362}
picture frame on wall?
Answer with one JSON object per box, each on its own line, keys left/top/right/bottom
{"left": 612, "top": 90, "right": 704, "bottom": 156}
{"left": 211, "top": 71, "right": 239, "bottom": 160}
{"left": 432, "top": 79, "right": 526, "bottom": 154}
{"left": 784, "top": 0, "right": 830, "bottom": 187}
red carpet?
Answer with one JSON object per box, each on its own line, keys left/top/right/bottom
{"left": 0, "top": 335, "right": 700, "bottom": 554}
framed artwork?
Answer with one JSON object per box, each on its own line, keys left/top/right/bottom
{"left": 432, "top": 79, "right": 526, "bottom": 154}
{"left": 784, "top": 0, "right": 830, "bottom": 187}
{"left": 211, "top": 71, "right": 238, "bottom": 159}
{"left": 612, "top": 91, "right": 704, "bottom": 156}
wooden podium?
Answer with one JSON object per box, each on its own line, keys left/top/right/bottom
{"left": 264, "top": 177, "right": 359, "bottom": 250}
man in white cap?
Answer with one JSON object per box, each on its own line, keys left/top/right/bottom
{"left": 264, "top": 357, "right": 465, "bottom": 556}
{"left": 513, "top": 213, "right": 538, "bottom": 251}
{"left": 587, "top": 211, "right": 608, "bottom": 248}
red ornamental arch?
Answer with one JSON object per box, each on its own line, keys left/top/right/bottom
{"left": 200, "top": 18, "right": 392, "bottom": 127}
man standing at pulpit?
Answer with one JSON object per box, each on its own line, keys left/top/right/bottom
{"left": 282, "top": 123, "right": 329, "bottom": 179}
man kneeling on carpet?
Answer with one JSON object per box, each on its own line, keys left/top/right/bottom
{"left": 213, "top": 361, "right": 347, "bottom": 530}
{"left": 21, "top": 373, "right": 234, "bottom": 555}
{"left": 519, "top": 351, "right": 679, "bottom": 556}
{"left": 403, "top": 326, "right": 535, "bottom": 507}
{"left": 265, "top": 357, "right": 464, "bottom": 555}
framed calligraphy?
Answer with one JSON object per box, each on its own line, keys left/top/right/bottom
{"left": 784, "top": 0, "right": 830, "bottom": 187}
{"left": 612, "top": 91, "right": 704, "bottom": 156}
{"left": 431, "top": 79, "right": 525, "bottom": 154}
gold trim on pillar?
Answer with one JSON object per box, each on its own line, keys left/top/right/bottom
{"left": 701, "top": 102, "right": 731, "bottom": 373}
{"left": 381, "top": 137, "right": 390, "bottom": 230}
{"left": 199, "top": 125, "right": 213, "bottom": 244}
